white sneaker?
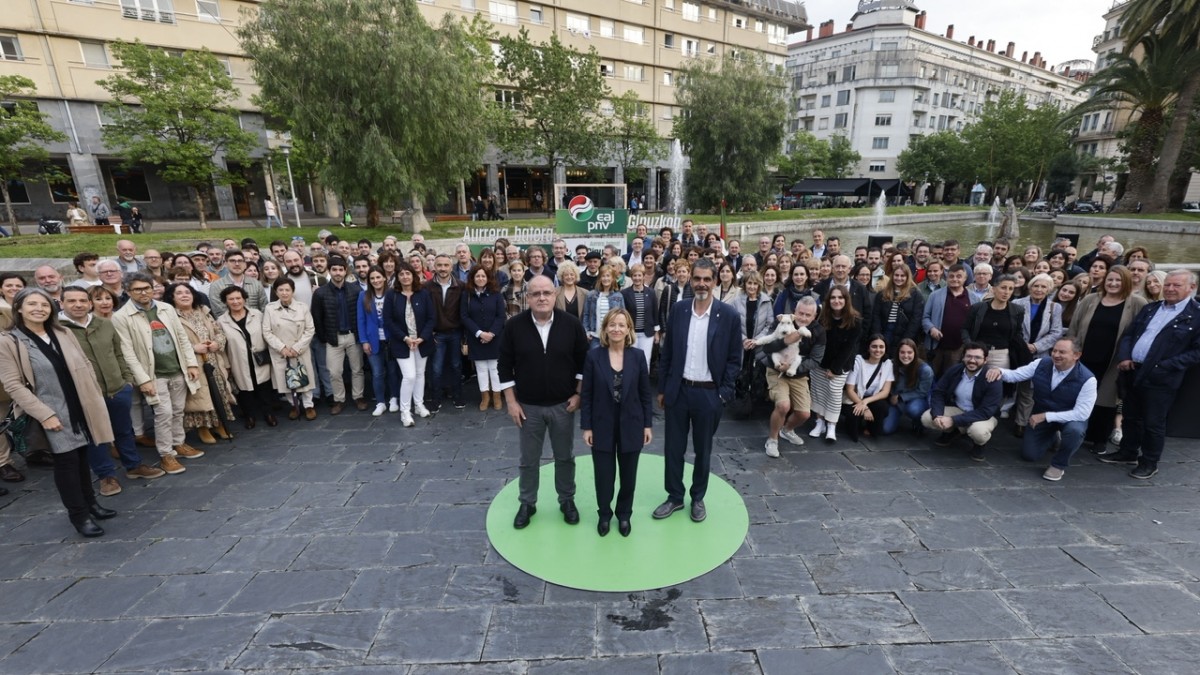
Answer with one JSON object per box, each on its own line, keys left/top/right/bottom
{"left": 1109, "top": 428, "right": 1123, "bottom": 445}
{"left": 824, "top": 425, "right": 837, "bottom": 442}
{"left": 413, "top": 402, "right": 431, "bottom": 418}
{"left": 400, "top": 411, "right": 415, "bottom": 427}
{"left": 779, "top": 429, "right": 806, "bottom": 447}
{"left": 388, "top": 398, "right": 399, "bottom": 413}
{"left": 809, "top": 418, "right": 827, "bottom": 438}
{"left": 765, "top": 438, "right": 780, "bottom": 458}
{"left": 372, "top": 403, "right": 387, "bottom": 417}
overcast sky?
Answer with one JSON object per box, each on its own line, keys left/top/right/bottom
{"left": 796, "top": 0, "right": 1116, "bottom": 70}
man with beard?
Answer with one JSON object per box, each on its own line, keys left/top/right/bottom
{"left": 922, "top": 342, "right": 1002, "bottom": 461}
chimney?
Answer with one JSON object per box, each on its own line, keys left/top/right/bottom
{"left": 986, "top": 39, "right": 996, "bottom": 52}
{"left": 806, "top": 26, "right": 813, "bottom": 41}
{"left": 914, "top": 11, "right": 926, "bottom": 29}
{"left": 819, "top": 20, "right": 834, "bottom": 38}
{"left": 1021, "top": 50, "right": 1028, "bottom": 63}
{"left": 968, "top": 36, "right": 975, "bottom": 47}
{"left": 1033, "top": 51, "right": 1041, "bottom": 67}
{"left": 1005, "top": 42, "right": 1015, "bottom": 58}
{"left": 845, "top": 23, "right": 853, "bottom": 32}
{"left": 1063, "top": 66, "right": 1071, "bottom": 77}
{"left": 946, "top": 24, "right": 954, "bottom": 40}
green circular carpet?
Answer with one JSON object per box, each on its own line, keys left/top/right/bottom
{"left": 486, "top": 453, "right": 749, "bottom": 592}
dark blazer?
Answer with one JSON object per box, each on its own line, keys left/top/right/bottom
{"left": 930, "top": 363, "right": 1003, "bottom": 426}
{"left": 383, "top": 288, "right": 435, "bottom": 358}
{"left": 460, "top": 288, "right": 506, "bottom": 361}
{"left": 962, "top": 301, "right": 1028, "bottom": 365}
{"left": 620, "top": 285, "right": 659, "bottom": 337}
{"left": 1118, "top": 298, "right": 1200, "bottom": 389}
{"left": 870, "top": 290, "right": 925, "bottom": 346}
{"left": 657, "top": 298, "right": 743, "bottom": 406}
{"left": 814, "top": 277, "right": 872, "bottom": 320}
{"left": 580, "top": 347, "right": 653, "bottom": 454}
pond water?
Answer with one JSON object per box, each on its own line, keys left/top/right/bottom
{"left": 787, "top": 219, "right": 1200, "bottom": 265}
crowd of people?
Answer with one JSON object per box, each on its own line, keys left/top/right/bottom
{"left": 1, "top": 221, "right": 1198, "bottom": 539}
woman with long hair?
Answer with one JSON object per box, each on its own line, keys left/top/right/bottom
{"left": 261, "top": 260, "right": 283, "bottom": 302}
{"left": 462, "top": 265, "right": 506, "bottom": 411}
{"left": 0, "top": 288, "right": 116, "bottom": 537}
{"left": 385, "top": 263, "right": 435, "bottom": 427}
{"left": 359, "top": 266, "right": 401, "bottom": 416}
{"left": 715, "top": 262, "right": 741, "bottom": 304}
{"left": 1068, "top": 266, "right": 1146, "bottom": 447}
{"left": 217, "top": 286, "right": 277, "bottom": 429}
{"left": 1022, "top": 245, "right": 1043, "bottom": 266}
{"left": 502, "top": 260, "right": 529, "bottom": 320}
{"left": 882, "top": 338, "right": 933, "bottom": 435}
{"left": 1143, "top": 270, "right": 1166, "bottom": 302}
{"left": 1056, "top": 279, "right": 1085, "bottom": 326}
{"left": 774, "top": 263, "right": 817, "bottom": 316}
{"left": 841, "top": 334, "right": 894, "bottom": 441}
{"left": 583, "top": 264, "right": 626, "bottom": 348}
{"left": 164, "top": 283, "right": 235, "bottom": 444}
{"left": 871, "top": 262, "right": 924, "bottom": 357}
{"left": 479, "top": 247, "right": 509, "bottom": 287}
{"left": 809, "top": 285, "right": 863, "bottom": 443}
{"left": 262, "top": 278, "right": 318, "bottom": 421}
{"left": 852, "top": 262, "right": 873, "bottom": 290}
{"left": 731, "top": 271, "right": 774, "bottom": 410}
{"left": 760, "top": 265, "right": 780, "bottom": 300}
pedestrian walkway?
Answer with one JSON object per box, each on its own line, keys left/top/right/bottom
{"left": 2, "top": 401, "right": 1199, "bottom": 673}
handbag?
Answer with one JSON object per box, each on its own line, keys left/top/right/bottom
{"left": 252, "top": 349, "right": 271, "bottom": 367}
{"left": 284, "top": 358, "right": 309, "bottom": 390}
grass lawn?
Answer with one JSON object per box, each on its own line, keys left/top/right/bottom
{"left": 1086, "top": 212, "right": 1200, "bottom": 222}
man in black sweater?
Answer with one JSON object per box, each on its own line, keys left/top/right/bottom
{"left": 311, "top": 257, "right": 366, "bottom": 414}
{"left": 498, "top": 275, "right": 590, "bottom": 529}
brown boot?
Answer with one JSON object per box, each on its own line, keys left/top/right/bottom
{"left": 215, "top": 423, "right": 232, "bottom": 440}
{"left": 479, "top": 391, "right": 490, "bottom": 411}
{"left": 196, "top": 427, "right": 217, "bottom": 445}
{"left": 493, "top": 390, "right": 503, "bottom": 410}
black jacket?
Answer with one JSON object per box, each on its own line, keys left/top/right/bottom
{"left": 621, "top": 285, "right": 659, "bottom": 337}
{"left": 870, "top": 290, "right": 925, "bottom": 347}
{"left": 962, "top": 301, "right": 1028, "bottom": 365}
{"left": 819, "top": 320, "right": 863, "bottom": 375}
{"left": 498, "top": 309, "right": 589, "bottom": 406}
{"left": 814, "top": 278, "right": 872, "bottom": 321}
{"left": 311, "top": 281, "right": 360, "bottom": 344}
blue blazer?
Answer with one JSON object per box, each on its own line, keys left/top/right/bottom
{"left": 1118, "top": 298, "right": 1200, "bottom": 389}
{"left": 460, "top": 288, "right": 506, "bottom": 361}
{"left": 930, "top": 363, "right": 1002, "bottom": 426}
{"left": 657, "top": 298, "right": 743, "bottom": 406}
{"left": 383, "top": 288, "right": 435, "bottom": 358}
{"left": 356, "top": 288, "right": 391, "bottom": 353}
{"left": 580, "top": 347, "right": 653, "bottom": 454}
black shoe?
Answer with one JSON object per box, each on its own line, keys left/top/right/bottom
{"left": 26, "top": 450, "right": 55, "bottom": 466}
{"left": 1130, "top": 464, "right": 1158, "bottom": 480}
{"left": 1098, "top": 451, "right": 1139, "bottom": 465}
{"left": 1014, "top": 425, "right": 1025, "bottom": 439}
{"left": 618, "top": 520, "right": 631, "bottom": 537}
{"left": 969, "top": 444, "right": 986, "bottom": 462}
{"left": 0, "top": 486, "right": 8, "bottom": 497}
{"left": 691, "top": 499, "right": 707, "bottom": 522}
{"left": 426, "top": 401, "right": 442, "bottom": 414}
{"left": 74, "top": 519, "right": 104, "bottom": 538}
{"left": 935, "top": 431, "right": 957, "bottom": 447}
{"left": 89, "top": 504, "right": 118, "bottom": 520}
{"left": 652, "top": 500, "right": 684, "bottom": 519}
{"left": 597, "top": 519, "right": 610, "bottom": 536}
{"left": 561, "top": 500, "right": 580, "bottom": 525}
{"left": 453, "top": 398, "right": 467, "bottom": 410}
{"left": 0, "top": 463, "right": 24, "bottom": 482}
{"left": 513, "top": 503, "right": 536, "bottom": 529}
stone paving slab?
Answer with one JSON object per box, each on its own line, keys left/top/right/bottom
{"left": 3, "top": 400, "right": 1200, "bottom": 672}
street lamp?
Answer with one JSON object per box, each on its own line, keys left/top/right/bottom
{"left": 281, "top": 145, "right": 301, "bottom": 228}
{"left": 500, "top": 161, "right": 509, "bottom": 219}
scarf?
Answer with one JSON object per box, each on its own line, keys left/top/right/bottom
{"left": 20, "top": 327, "right": 88, "bottom": 437}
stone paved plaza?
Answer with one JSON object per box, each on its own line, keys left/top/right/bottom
{"left": 2, "top": 399, "right": 1200, "bottom": 674}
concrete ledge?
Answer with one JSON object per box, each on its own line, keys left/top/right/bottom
{"left": 733, "top": 210, "right": 989, "bottom": 239}
{"left": 1055, "top": 215, "right": 1200, "bottom": 234}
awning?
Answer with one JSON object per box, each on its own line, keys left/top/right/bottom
{"left": 789, "top": 178, "right": 870, "bottom": 195}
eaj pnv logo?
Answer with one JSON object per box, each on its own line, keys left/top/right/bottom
{"left": 568, "top": 195, "right": 594, "bottom": 221}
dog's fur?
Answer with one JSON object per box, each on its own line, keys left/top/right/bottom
{"left": 753, "top": 314, "right": 812, "bottom": 377}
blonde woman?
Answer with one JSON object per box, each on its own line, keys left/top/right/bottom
{"left": 583, "top": 264, "right": 626, "bottom": 348}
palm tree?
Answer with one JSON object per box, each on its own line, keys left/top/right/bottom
{"left": 1120, "top": 0, "right": 1200, "bottom": 212}
{"left": 1067, "top": 28, "right": 1199, "bottom": 212}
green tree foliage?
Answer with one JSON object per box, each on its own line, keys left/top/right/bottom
{"left": 608, "top": 90, "right": 663, "bottom": 189}
{"left": 1121, "top": 0, "right": 1200, "bottom": 211}
{"left": 494, "top": 28, "right": 609, "bottom": 193}
{"left": 0, "top": 75, "right": 68, "bottom": 235}
{"left": 826, "top": 133, "right": 862, "bottom": 179}
{"left": 674, "top": 56, "right": 787, "bottom": 210}
{"left": 98, "top": 41, "right": 256, "bottom": 229}
{"left": 1046, "top": 150, "right": 1082, "bottom": 199}
{"left": 896, "top": 131, "right": 970, "bottom": 184}
{"left": 960, "top": 91, "right": 1071, "bottom": 199}
{"left": 241, "top": 0, "right": 493, "bottom": 227}
{"left": 777, "top": 130, "right": 830, "bottom": 180}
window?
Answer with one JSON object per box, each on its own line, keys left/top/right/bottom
{"left": 875, "top": 114, "right": 892, "bottom": 126}
{"left": 706, "top": 43, "right": 715, "bottom": 55}
{"left": 869, "top": 162, "right": 886, "bottom": 173}
{"left": 755, "top": 20, "right": 763, "bottom": 32}
{"left": 624, "top": 64, "right": 643, "bottom": 81}
{"left": 872, "top": 137, "right": 889, "bottom": 149}
{"left": 663, "top": 71, "right": 673, "bottom": 86}
{"left": 842, "top": 65, "right": 856, "bottom": 82}
{"left": 732, "top": 15, "right": 746, "bottom": 29}
{"left": 836, "top": 90, "right": 850, "bottom": 106}
{"left": 196, "top": 0, "right": 219, "bottom": 22}
{"left": 461, "top": 0, "right": 476, "bottom": 9}
{"left": 826, "top": 71, "right": 836, "bottom": 85}
{"left": 47, "top": 160, "right": 77, "bottom": 204}
{"left": 878, "top": 90, "right": 895, "bottom": 103}
{"left": 880, "top": 41, "right": 898, "bottom": 50}
{"left": 663, "top": 33, "right": 674, "bottom": 48}
{"left": 217, "top": 57, "right": 232, "bottom": 77}
{"left": 664, "top": 0, "right": 674, "bottom": 8}
{"left": 566, "top": 14, "right": 589, "bottom": 33}
{"left": 599, "top": 20, "right": 614, "bottom": 38}
{"left": 683, "top": 39, "right": 698, "bottom": 57}
{"left": 489, "top": 0, "right": 517, "bottom": 25}
{"left": 707, "top": 7, "right": 716, "bottom": 20}
{"left": 120, "top": 0, "right": 176, "bottom": 23}
{"left": 820, "top": 95, "right": 830, "bottom": 108}
{"left": 5, "top": 179, "right": 30, "bottom": 204}
{"left": 834, "top": 113, "right": 848, "bottom": 128}
{"left": 932, "top": 93, "right": 940, "bottom": 107}
{"left": 623, "top": 26, "right": 644, "bottom": 44}
{"left": 111, "top": 166, "right": 152, "bottom": 202}
{"left": 80, "top": 41, "right": 110, "bottom": 68}
{"left": 0, "top": 35, "right": 24, "bottom": 61}
{"left": 495, "top": 89, "right": 523, "bottom": 108}
{"left": 818, "top": 117, "right": 829, "bottom": 130}
{"left": 599, "top": 61, "right": 613, "bottom": 77}
{"left": 682, "top": 2, "right": 699, "bottom": 21}
{"left": 529, "top": 5, "right": 543, "bottom": 23}
{"left": 768, "top": 23, "right": 787, "bottom": 45}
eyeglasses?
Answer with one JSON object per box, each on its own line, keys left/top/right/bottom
{"left": 99, "top": 269, "right": 122, "bottom": 274}
{"left": 128, "top": 286, "right": 153, "bottom": 294}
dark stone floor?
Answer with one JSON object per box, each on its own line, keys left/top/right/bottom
{"left": 2, "top": 397, "right": 1199, "bottom": 674}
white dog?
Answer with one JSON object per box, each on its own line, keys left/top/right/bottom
{"left": 753, "top": 314, "right": 812, "bottom": 377}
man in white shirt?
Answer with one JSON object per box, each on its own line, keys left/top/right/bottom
{"left": 986, "top": 337, "right": 1096, "bottom": 481}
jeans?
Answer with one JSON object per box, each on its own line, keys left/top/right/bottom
{"left": 366, "top": 341, "right": 400, "bottom": 402}
{"left": 429, "top": 330, "right": 463, "bottom": 402}
{"left": 882, "top": 397, "right": 929, "bottom": 435}
{"left": 86, "top": 384, "right": 141, "bottom": 478}
{"left": 1118, "top": 383, "right": 1177, "bottom": 466}
{"left": 1023, "top": 419, "right": 1087, "bottom": 469}
{"left": 311, "top": 338, "right": 333, "bottom": 399}
{"left": 265, "top": 214, "right": 282, "bottom": 228}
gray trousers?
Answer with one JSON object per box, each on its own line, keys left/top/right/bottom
{"left": 518, "top": 401, "right": 576, "bottom": 506}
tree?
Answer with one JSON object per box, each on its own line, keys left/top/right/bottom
{"left": 0, "top": 75, "right": 68, "bottom": 235}
{"left": 777, "top": 130, "right": 831, "bottom": 180}
{"left": 241, "top": 0, "right": 494, "bottom": 228}
{"left": 960, "top": 91, "right": 1071, "bottom": 199}
{"left": 1121, "top": 0, "right": 1200, "bottom": 211}
{"left": 896, "top": 131, "right": 970, "bottom": 184}
{"left": 1046, "top": 150, "right": 1082, "bottom": 200}
{"left": 674, "top": 56, "right": 787, "bottom": 211}
{"left": 493, "top": 28, "right": 609, "bottom": 198}
{"left": 608, "top": 90, "right": 663, "bottom": 190}
{"left": 98, "top": 41, "right": 256, "bottom": 229}
{"left": 826, "top": 133, "right": 862, "bottom": 179}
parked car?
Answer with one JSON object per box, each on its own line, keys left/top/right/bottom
{"left": 1026, "top": 200, "right": 1050, "bottom": 212}
{"left": 1070, "top": 200, "right": 1099, "bottom": 214}
{"left": 1183, "top": 202, "right": 1200, "bottom": 213}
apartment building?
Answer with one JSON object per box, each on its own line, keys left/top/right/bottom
{"left": 1, "top": 0, "right": 805, "bottom": 222}
{"left": 786, "top": 1, "right": 1088, "bottom": 195}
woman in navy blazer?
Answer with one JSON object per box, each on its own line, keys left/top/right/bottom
{"left": 384, "top": 263, "right": 436, "bottom": 427}
{"left": 581, "top": 308, "right": 653, "bottom": 537}
{"left": 461, "top": 265, "right": 507, "bottom": 411}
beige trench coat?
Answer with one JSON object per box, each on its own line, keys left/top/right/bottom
{"left": 261, "top": 300, "right": 316, "bottom": 394}
{"left": 111, "top": 300, "right": 200, "bottom": 394}
{"left": 217, "top": 308, "right": 272, "bottom": 392}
